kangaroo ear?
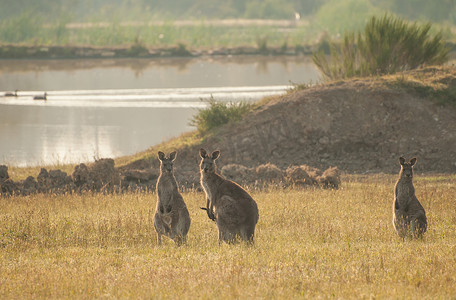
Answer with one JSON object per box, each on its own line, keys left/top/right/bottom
{"left": 158, "top": 151, "right": 165, "bottom": 161}
{"left": 199, "top": 148, "right": 207, "bottom": 158}
{"left": 399, "top": 157, "right": 405, "bottom": 165}
{"left": 169, "top": 151, "right": 177, "bottom": 161}
{"left": 211, "top": 150, "right": 220, "bottom": 160}
{"left": 409, "top": 157, "right": 417, "bottom": 166}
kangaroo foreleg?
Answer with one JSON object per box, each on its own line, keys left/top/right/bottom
{"left": 206, "top": 197, "right": 216, "bottom": 221}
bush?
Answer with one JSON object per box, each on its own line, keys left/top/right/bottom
{"left": 313, "top": 14, "right": 449, "bottom": 80}
{"left": 190, "top": 97, "right": 252, "bottom": 135}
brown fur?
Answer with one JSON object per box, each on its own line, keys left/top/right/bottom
{"left": 392, "top": 157, "right": 427, "bottom": 239}
{"left": 154, "top": 151, "right": 191, "bottom": 246}
{"left": 199, "top": 149, "right": 259, "bottom": 244}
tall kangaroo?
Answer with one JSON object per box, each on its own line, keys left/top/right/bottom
{"left": 154, "top": 151, "right": 191, "bottom": 246}
{"left": 393, "top": 157, "right": 427, "bottom": 239}
{"left": 199, "top": 149, "right": 259, "bottom": 244}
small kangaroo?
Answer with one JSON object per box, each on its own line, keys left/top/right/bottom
{"left": 199, "top": 149, "right": 259, "bottom": 244}
{"left": 392, "top": 157, "right": 427, "bottom": 239}
{"left": 154, "top": 151, "right": 191, "bottom": 246}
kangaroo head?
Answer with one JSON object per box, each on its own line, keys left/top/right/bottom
{"left": 199, "top": 148, "right": 220, "bottom": 174}
{"left": 399, "top": 157, "right": 417, "bottom": 178}
{"left": 158, "top": 151, "right": 177, "bottom": 173}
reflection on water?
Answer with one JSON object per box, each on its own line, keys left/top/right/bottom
{"left": 0, "top": 105, "right": 195, "bottom": 166}
{"left": 0, "top": 86, "right": 290, "bottom": 108}
{"left": 0, "top": 56, "right": 319, "bottom": 90}
{"left": 0, "top": 56, "right": 320, "bottom": 167}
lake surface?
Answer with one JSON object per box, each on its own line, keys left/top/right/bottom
{"left": 0, "top": 56, "right": 320, "bottom": 167}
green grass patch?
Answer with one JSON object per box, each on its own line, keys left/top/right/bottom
{"left": 190, "top": 97, "right": 253, "bottom": 135}
{"left": 385, "top": 66, "right": 456, "bottom": 106}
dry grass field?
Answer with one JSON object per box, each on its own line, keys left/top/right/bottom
{"left": 0, "top": 174, "right": 455, "bottom": 299}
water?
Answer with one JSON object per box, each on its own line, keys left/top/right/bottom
{"left": 0, "top": 56, "right": 320, "bottom": 167}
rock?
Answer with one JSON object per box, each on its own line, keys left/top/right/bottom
{"left": 0, "top": 178, "right": 17, "bottom": 196}
{"left": 37, "top": 168, "right": 72, "bottom": 193}
{"left": 88, "top": 158, "right": 120, "bottom": 192}
{"left": 221, "top": 164, "right": 255, "bottom": 185}
{"left": 317, "top": 166, "right": 341, "bottom": 189}
{"left": 21, "top": 176, "right": 37, "bottom": 195}
{"left": 255, "top": 163, "right": 284, "bottom": 185}
{"left": 0, "top": 165, "right": 9, "bottom": 180}
{"left": 285, "top": 165, "right": 317, "bottom": 186}
{"left": 37, "top": 168, "right": 50, "bottom": 192}
{"left": 72, "top": 163, "right": 90, "bottom": 190}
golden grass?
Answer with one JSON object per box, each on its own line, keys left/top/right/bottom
{"left": 0, "top": 174, "right": 455, "bottom": 299}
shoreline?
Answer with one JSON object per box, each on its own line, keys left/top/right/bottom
{"left": 0, "top": 44, "right": 316, "bottom": 60}
{"left": 2, "top": 42, "right": 455, "bottom": 60}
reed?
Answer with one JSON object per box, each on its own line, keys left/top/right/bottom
{"left": 0, "top": 16, "right": 314, "bottom": 50}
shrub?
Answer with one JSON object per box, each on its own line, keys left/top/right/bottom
{"left": 190, "top": 97, "right": 252, "bottom": 135}
{"left": 313, "top": 14, "right": 449, "bottom": 80}
{"left": 256, "top": 36, "right": 269, "bottom": 53}
{"left": 171, "top": 42, "right": 191, "bottom": 56}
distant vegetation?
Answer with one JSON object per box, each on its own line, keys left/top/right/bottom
{"left": 313, "top": 15, "right": 449, "bottom": 80}
{"left": 1, "top": 0, "right": 455, "bottom": 22}
{"left": 0, "top": 0, "right": 455, "bottom": 50}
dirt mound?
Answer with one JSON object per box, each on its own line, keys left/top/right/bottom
{"left": 163, "top": 67, "right": 456, "bottom": 175}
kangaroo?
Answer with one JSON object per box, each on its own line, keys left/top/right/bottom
{"left": 154, "top": 151, "right": 191, "bottom": 246}
{"left": 199, "top": 149, "right": 259, "bottom": 244}
{"left": 392, "top": 157, "right": 427, "bottom": 239}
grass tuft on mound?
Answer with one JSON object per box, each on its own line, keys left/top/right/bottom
{"left": 190, "top": 96, "right": 253, "bottom": 135}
